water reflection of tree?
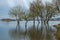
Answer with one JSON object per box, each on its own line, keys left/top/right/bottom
{"left": 28, "top": 27, "right": 41, "bottom": 40}
{"left": 27, "top": 26, "right": 57, "bottom": 40}
{"left": 9, "top": 29, "right": 29, "bottom": 40}
{"left": 16, "top": 23, "right": 20, "bottom": 33}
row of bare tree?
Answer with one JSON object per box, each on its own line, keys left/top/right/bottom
{"left": 9, "top": 0, "right": 60, "bottom": 40}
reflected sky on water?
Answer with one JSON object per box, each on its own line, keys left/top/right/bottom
{"left": 0, "top": 21, "right": 60, "bottom": 40}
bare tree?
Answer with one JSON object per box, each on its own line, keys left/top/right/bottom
{"left": 30, "top": 0, "right": 43, "bottom": 30}
{"left": 29, "top": 0, "right": 60, "bottom": 40}
{"left": 9, "top": 6, "right": 24, "bottom": 32}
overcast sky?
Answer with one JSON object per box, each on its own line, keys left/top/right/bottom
{"left": 0, "top": 0, "right": 60, "bottom": 19}
{"left": 0, "top": 0, "right": 32, "bottom": 19}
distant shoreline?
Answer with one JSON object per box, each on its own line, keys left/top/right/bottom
{"left": 1, "top": 19, "right": 60, "bottom": 21}
{"left": 0, "top": 18, "right": 60, "bottom": 22}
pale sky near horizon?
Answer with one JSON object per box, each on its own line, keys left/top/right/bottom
{"left": 0, "top": 0, "right": 32, "bottom": 19}
{"left": 0, "top": 0, "right": 60, "bottom": 19}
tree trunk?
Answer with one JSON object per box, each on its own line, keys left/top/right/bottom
{"left": 40, "top": 19, "right": 48, "bottom": 40}
{"left": 16, "top": 19, "right": 20, "bottom": 33}
{"left": 41, "top": 19, "right": 56, "bottom": 40}
{"left": 37, "top": 16, "right": 40, "bottom": 31}
{"left": 33, "top": 18, "right": 35, "bottom": 30}
{"left": 46, "top": 20, "right": 56, "bottom": 40}
{"left": 25, "top": 20, "right": 28, "bottom": 34}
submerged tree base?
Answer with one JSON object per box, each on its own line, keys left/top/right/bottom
{"left": 9, "top": 26, "right": 57, "bottom": 40}
{"left": 27, "top": 26, "right": 57, "bottom": 40}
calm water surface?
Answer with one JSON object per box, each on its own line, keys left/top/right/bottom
{"left": 0, "top": 21, "right": 60, "bottom": 40}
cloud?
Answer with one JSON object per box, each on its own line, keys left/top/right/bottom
{"left": 7, "top": 0, "right": 34, "bottom": 9}
{"left": 0, "top": 0, "right": 55, "bottom": 19}
{"left": 7, "top": 0, "right": 30, "bottom": 9}
{"left": 0, "top": 0, "right": 33, "bottom": 10}
{"left": 7, "top": 0, "right": 16, "bottom": 7}
{"left": 42, "top": 0, "right": 52, "bottom": 5}
{"left": 0, "top": 0, "right": 8, "bottom": 7}
{"left": 0, "top": 0, "right": 32, "bottom": 19}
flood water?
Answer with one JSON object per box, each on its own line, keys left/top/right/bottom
{"left": 0, "top": 21, "right": 60, "bottom": 40}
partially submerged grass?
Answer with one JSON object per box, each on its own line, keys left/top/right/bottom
{"left": 54, "top": 24, "right": 60, "bottom": 40}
